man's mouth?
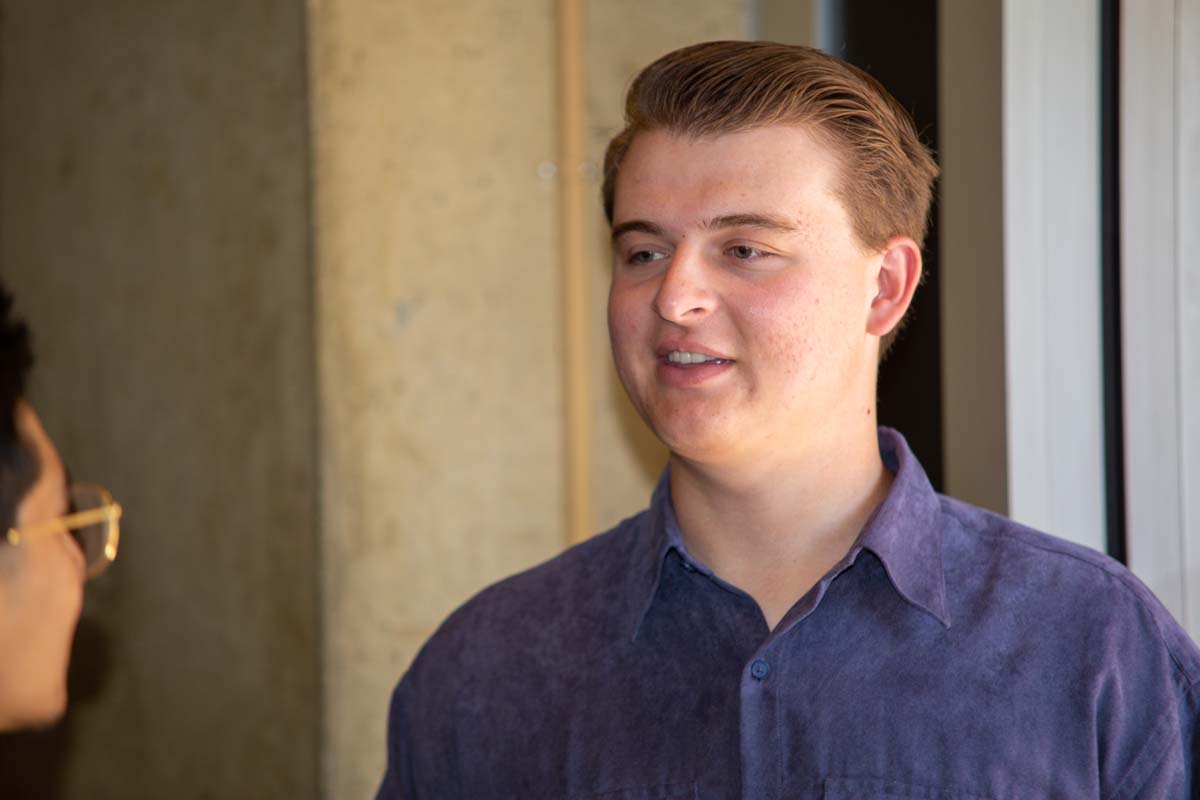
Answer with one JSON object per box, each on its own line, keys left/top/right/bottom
{"left": 665, "top": 350, "right": 732, "bottom": 366}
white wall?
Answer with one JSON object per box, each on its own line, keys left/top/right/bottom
{"left": 1122, "top": 0, "right": 1200, "bottom": 634}
{"left": 1002, "top": 0, "right": 1106, "bottom": 552}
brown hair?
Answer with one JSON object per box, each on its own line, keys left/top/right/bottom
{"left": 603, "top": 40, "right": 939, "bottom": 248}
{"left": 602, "top": 41, "right": 939, "bottom": 353}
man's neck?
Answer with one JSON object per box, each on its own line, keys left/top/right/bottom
{"left": 669, "top": 421, "right": 892, "bottom": 631}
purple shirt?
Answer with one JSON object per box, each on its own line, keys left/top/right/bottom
{"left": 378, "top": 429, "right": 1199, "bottom": 799}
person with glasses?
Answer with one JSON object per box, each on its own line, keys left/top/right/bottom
{"left": 0, "top": 284, "right": 119, "bottom": 731}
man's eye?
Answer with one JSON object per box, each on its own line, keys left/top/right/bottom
{"left": 729, "top": 245, "right": 764, "bottom": 260}
{"left": 627, "top": 250, "right": 667, "bottom": 265}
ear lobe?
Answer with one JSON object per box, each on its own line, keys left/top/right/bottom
{"left": 866, "top": 237, "right": 922, "bottom": 338}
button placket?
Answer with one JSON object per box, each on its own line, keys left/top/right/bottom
{"left": 740, "top": 646, "right": 781, "bottom": 800}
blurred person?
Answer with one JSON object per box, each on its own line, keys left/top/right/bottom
{"left": 0, "top": 284, "right": 119, "bottom": 731}
{"left": 378, "top": 42, "right": 1198, "bottom": 798}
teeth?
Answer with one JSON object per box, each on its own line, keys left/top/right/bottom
{"left": 667, "top": 350, "right": 722, "bottom": 365}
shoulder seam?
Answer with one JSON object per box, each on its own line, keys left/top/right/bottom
{"left": 942, "top": 502, "right": 1200, "bottom": 688}
{"left": 942, "top": 500, "right": 1122, "bottom": 576}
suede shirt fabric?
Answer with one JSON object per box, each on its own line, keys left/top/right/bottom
{"left": 377, "top": 429, "right": 1200, "bottom": 800}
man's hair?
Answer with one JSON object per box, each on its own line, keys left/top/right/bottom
{"left": 601, "top": 41, "right": 940, "bottom": 354}
{"left": 0, "top": 283, "right": 37, "bottom": 530}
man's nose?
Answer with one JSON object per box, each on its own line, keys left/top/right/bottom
{"left": 652, "top": 245, "right": 717, "bottom": 324}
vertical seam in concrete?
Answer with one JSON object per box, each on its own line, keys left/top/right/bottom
{"left": 298, "top": 0, "right": 326, "bottom": 796}
{"left": 558, "top": 0, "right": 594, "bottom": 545}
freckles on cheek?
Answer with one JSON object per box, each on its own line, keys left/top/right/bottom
{"left": 773, "top": 329, "right": 816, "bottom": 381}
{"left": 747, "top": 290, "right": 820, "bottom": 377}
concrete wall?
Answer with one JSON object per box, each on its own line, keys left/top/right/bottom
{"left": 308, "top": 3, "right": 564, "bottom": 797}
{"left": 938, "top": 0, "right": 1008, "bottom": 514}
{"left": 754, "top": 0, "right": 815, "bottom": 44}
{"left": 0, "top": 2, "right": 319, "bottom": 798}
{"left": 310, "top": 2, "right": 747, "bottom": 796}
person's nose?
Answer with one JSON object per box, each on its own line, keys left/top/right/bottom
{"left": 652, "top": 244, "right": 717, "bottom": 325}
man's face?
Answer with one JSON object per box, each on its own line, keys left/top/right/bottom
{"left": 607, "top": 126, "right": 883, "bottom": 466}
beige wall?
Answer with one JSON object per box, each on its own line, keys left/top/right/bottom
{"left": 756, "top": 0, "right": 815, "bottom": 44}
{"left": 310, "top": 2, "right": 747, "bottom": 796}
{"left": 0, "top": 2, "right": 319, "bottom": 798}
{"left": 939, "top": 0, "right": 1008, "bottom": 514}
{"left": 308, "top": 3, "right": 564, "bottom": 797}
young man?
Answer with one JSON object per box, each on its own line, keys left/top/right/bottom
{"left": 378, "top": 42, "right": 1198, "bottom": 799}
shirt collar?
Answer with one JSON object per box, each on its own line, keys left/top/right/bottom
{"left": 856, "top": 427, "right": 951, "bottom": 628}
{"left": 625, "top": 472, "right": 677, "bottom": 641}
{"left": 625, "top": 427, "right": 950, "bottom": 639}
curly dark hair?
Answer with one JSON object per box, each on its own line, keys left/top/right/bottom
{"left": 0, "top": 284, "right": 34, "bottom": 440}
{"left": 0, "top": 282, "right": 38, "bottom": 529}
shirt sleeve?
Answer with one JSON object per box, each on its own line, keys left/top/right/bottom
{"left": 376, "top": 656, "right": 465, "bottom": 800}
{"left": 1072, "top": 561, "right": 1200, "bottom": 800}
{"left": 375, "top": 678, "right": 417, "bottom": 800}
{"left": 1103, "top": 628, "right": 1200, "bottom": 800}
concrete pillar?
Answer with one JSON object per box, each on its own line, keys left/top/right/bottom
{"left": 0, "top": 1, "right": 319, "bottom": 798}
{"left": 307, "top": 2, "right": 565, "bottom": 796}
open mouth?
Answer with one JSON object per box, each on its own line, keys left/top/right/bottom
{"left": 664, "top": 350, "right": 733, "bottom": 366}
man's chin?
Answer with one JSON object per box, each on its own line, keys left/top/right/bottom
{"left": 660, "top": 430, "right": 744, "bottom": 467}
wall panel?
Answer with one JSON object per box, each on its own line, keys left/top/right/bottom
{"left": 307, "top": 2, "right": 563, "bottom": 796}
{"left": 0, "top": 1, "right": 320, "bottom": 797}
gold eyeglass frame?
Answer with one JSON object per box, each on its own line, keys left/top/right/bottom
{"left": 6, "top": 482, "right": 122, "bottom": 580}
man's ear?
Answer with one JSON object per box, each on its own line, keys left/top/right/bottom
{"left": 867, "top": 236, "right": 922, "bottom": 337}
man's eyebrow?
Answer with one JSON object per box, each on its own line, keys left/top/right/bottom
{"left": 609, "top": 213, "right": 800, "bottom": 243}
{"left": 610, "top": 220, "right": 666, "bottom": 242}
{"left": 703, "top": 213, "right": 800, "bottom": 233}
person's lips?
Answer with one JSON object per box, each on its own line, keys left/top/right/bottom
{"left": 655, "top": 341, "right": 735, "bottom": 386}
{"left": 655, "top": 341, "right": 734, "bottom": 366}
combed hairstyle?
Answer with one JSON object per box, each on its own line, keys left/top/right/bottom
{"left": 602, "top": 40, "right": 939, "bottom": 248}
{"left": 601, "top": 41, "right": 940, "bottom": 355}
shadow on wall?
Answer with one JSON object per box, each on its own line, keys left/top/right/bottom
{"left": 0, "top": 614, "right": 115, "bottom": 799}
{"left": 610, "top": 366, "right": 668, "bottom": 487}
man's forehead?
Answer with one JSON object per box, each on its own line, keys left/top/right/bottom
{"left": 611, "top": 162, "right": 839, "bottom": 244}
{"left": 613, "top": 126, "right": 841, "bottom": 213}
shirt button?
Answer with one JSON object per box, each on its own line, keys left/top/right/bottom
{"left": 681, "top": 561, "right": 696, "bottom": 572}
{"left": 750, "top": 659, "right": 770, "bottom": 680}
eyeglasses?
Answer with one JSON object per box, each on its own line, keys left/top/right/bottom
{"left": 6, "top": 483, "right": 122, "bottom": 580}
